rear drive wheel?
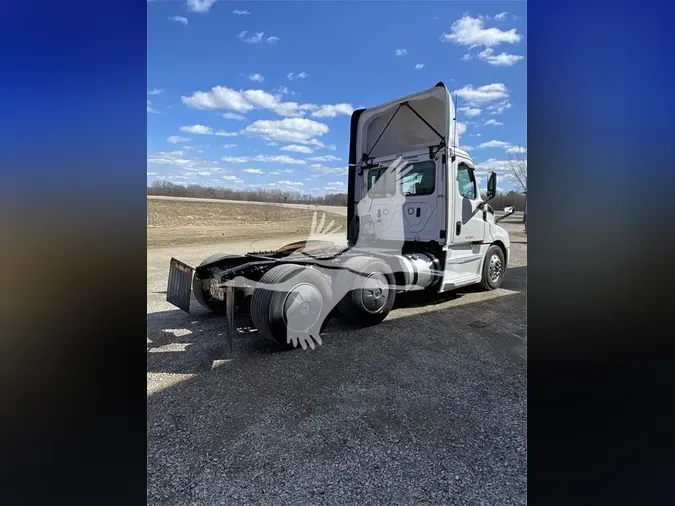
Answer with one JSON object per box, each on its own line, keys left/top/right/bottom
{"left": 479, "top": 245, "right": 506, "bottom": 290}
{"left": 251, "top": 264, "right": 333, "bottom": 350}
{"left": 192, "top": 254, "right": 241, "bottom": 314}
{"left": 335, "top": 256, "right": 396, "bottom": 326}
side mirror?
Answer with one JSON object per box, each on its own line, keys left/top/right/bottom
{"left": 486, "top": 171, "right": 497, "bottom": 200}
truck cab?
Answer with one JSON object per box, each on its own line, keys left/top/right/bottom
{"left": 347, "top": 82, "right": 510, "bottom": 292}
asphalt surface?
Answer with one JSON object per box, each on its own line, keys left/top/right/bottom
{"left": 147, "top": 214, "right": 527, "bottom": 505}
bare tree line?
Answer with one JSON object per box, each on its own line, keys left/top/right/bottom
{"left": 147, "top": 181, "right": 348, "bottom": 207}
{"left": 148, "top": 162, "right": 527, "bottom": 211}
{"left": 507, "top": 148, "right": 527, "bottom": 221}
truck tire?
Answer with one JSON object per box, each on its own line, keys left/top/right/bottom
{"left": 335, "top": 256, "right": 396, "bottom": 326}
{"left": 192, "top": 254, "right": 240, "bottom": 314}
{"left": 251, "top": 264, "right": 333, "bottom": 350}
{"left": 479, "top": 245, "right": 506, "bottom": 291}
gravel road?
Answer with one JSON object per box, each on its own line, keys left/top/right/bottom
{"left": 147, "top": 215, "right": 527, "bottom": 505}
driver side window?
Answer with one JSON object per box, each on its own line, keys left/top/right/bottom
{"left": 457, "top": 163, "right": 476, "bottom": 199}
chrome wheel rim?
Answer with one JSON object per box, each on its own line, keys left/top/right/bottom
{"left": 361, "top": 272, "right": 390, "bottom": 314}
{"left": 282, "top": 283, "right": 323, "bottom": 333}
{"left": 488, "top": 254, "right": 503, "bottom": 283}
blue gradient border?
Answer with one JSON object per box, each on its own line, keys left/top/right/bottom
{"left": 1, "top": 0, "right": 674, "bottom": 504}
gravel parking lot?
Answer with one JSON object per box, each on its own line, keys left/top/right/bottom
{"left": 147, "top": 211, "right": 527, "bottom": 505}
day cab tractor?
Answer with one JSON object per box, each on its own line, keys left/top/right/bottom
{"left": 166, "top": 82, "right": 511, "bottom": 351}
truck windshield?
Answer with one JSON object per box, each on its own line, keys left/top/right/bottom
{"left": 367, "top": 160, "right": 436, "bottom": 197}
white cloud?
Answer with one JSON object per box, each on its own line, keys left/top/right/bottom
{"left": 182, "top": 86, "right": 255, "bottom": 112}
{"left": 287, "top": 72, "right": 309, "bottom": 81}
{"left": 222, "top": 112, "right": 246, "bottom": 121}
{"left": 222, "top": 175, "right": 244, "bottom": 184}
{"left": 477, "top": 48, "right": 523, "bottom": 66}
{"left": 477, "top": 140, "right": 511, "bottom": 149}
{"left": 274, "top": 85, "right": 296, "bottom": 96}
{"left": 459, "top": 106, "right": 481, "bottom": 117}
{"left": 395, "top": 49, "right": 407, "bottom": 56}
{"left": 233, "top": 9, "right": 249, "bottom": 15}
{"left": 280, "top": 144, "right": 314, "bottom": 154}
{"left": 487, "top": 100, "right": 512, "bottom": 115}
{"left": 147, "top": 151, "right": 229, "bottom": 176}
{"left": 187, "top": 0, "right": 217, "bottom": 13}
{"left": 440, "top": 15, "right": 521, "bottom": 48}
{"left": 168, "top": 15, "right": 188, "bottom": 25}
{"left": 180, "top": 124, "right": 212, "bottom": 135}
{"left": 324, "top": 181, "right": 347, "bottom": 192}
{"left": 147, "top": 100, "right": 158, "bottom": 114}
{"left": 506, "top": 146, "right": 527, "bottom": 154}
{"left": 167, "top": 135, "right": 191, "bottom": 143}
{"left": 147, "top": 88, "right": 163, "bottom": 95}
{"left": 266, "top": 142, "right": 279, "bottom": 146}
{"left": 310, "top": 164, "right": 348, "bottom": 175}
{"left": 221, "top": 154, "right": 307, "bottom": 165}
{"left": 197, "top": 171, "right": 211, "bottom": 176}
{"left": 457, "top": 121, "right": 467, "bottom": 136}
{"left": 283, "top": 169, "right": 294, "bottom": 173}
{"left": 460, "top": 146, "right": 474, "bottom": 151}
{"left": 238, "top": 31, "right": 278, "bottom": 44}
{"left": 147, "top": 172, "right": 157, "bottom": 176}
{"left": 307, "top": 155, "right": 341, "bottom": 162}
{"left": 242, "top": 168, "right": 264, "bottom": 174}
{"left": 179, "top": 124, "right": 237, "bottom": 137}
{"left": 238, "top": 30, "right": 263, "bottom": 43}
{"left": 415, "top": 63, "right": 424, "bottom": 70}
{"left": 222, "top": 143, "right": 236, "bottom": 148}
{"left": 278, "top": 180, "right": 303, "bottom": 187}
{"left": 269, "top": 171, "right": 281, "bottom": 175}
{"left": 220, "top": 156, "right": 249, "bottom": 163}
{"left": 246, "top": 73, "right": 265, "bottom": 82}
{"left": 308, "top": 103, "right": 354, "bottom": 118}
{"left": 182, "top": 85, "right": 352, "bottom": 119}
{"left": 453, "top": 83, "right": 509, "bottom": 105}
{"left": 241, "top": 117, "right": 329, "bottom": 145}
{"left": 494, "top": 12, "right": 508, "bottom": 21}
{"left": 484, "top": 119, "right": 504, "bottom": 126}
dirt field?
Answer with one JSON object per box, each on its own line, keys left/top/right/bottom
{"left": 147, "top": 197, "right": 348, "bottom": 248}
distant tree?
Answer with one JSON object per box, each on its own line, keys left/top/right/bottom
{"left": 507, "top": 147, "right": 527, "bottom": 223}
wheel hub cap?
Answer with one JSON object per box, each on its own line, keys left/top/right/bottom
{"left": 283, "top": 283, "right": 323, "bottom": 333}
{"left": 488, "top": 254, "right": 503, "bottom": 283}
{"left": 362, "top": 273, "right": 389, "bottom": 313}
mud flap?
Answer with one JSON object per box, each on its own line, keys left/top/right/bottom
{"left": 167, "top": 257, "right": 194, "bottom": 313}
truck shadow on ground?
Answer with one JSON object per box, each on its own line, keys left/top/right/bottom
{"left": 147, "top": 266, "right": 526, "bottom": 376}
{"left": 146, "top": 265, "right": 528, "bottom": 505}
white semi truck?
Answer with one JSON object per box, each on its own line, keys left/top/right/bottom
{"left": 166, "top": 82, "right": 511, "bottom": 351}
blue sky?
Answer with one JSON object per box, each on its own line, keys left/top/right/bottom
{"left": 147, "top": 0, "right": 527, "bottom": 195}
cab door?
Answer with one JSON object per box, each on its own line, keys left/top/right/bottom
{"left": 452, "top": 160, "right": 485, "bottom": 244}
{"left": 442, "top": 157, "right": 486, "bottom": 289}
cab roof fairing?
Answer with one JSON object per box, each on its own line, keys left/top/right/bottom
{"left": 354, "top": 83, "right": 459, "bottom": 164}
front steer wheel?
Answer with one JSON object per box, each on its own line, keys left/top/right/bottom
{"left": 250, "top": 264, "right": 333, "bottom": 350}
{"left": 479, "top": 244, "right": 506, "bottom": 291}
